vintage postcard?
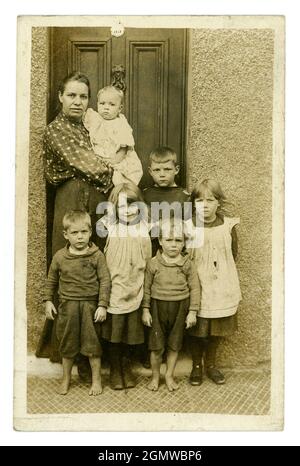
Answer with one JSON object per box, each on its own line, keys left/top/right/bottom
{"left": 14, "top": 15, "right": 284, "bottom": 431}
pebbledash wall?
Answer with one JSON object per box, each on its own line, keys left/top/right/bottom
{"left": 27, "top": 27, "right": 273, "bottom": 367}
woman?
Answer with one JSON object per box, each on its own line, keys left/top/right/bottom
{"left": 37, "top": 72, "right": 113, "bottom": 373}
{"left": 43, "top": 71, "right": 113, "bottom": 253}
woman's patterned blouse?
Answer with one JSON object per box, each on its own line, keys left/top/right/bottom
{"left": 43, "top": 112, "right": 113, "bottom": 192}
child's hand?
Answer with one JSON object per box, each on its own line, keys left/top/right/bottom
{"left": 113, "top": 146, "right": 127, "bottom": 165}
{"left": 94, "top": 306, "right": 107, "bottom": 323}
{"left": 45, "top": 301, "right": 57, "bottom": 320}
{"left": 142, "top": 308, "right": 152, "bottom": 327}
{"left": 186, "top": 311, "right": 197, "bottom": 329}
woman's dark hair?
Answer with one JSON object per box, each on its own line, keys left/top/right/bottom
{"left": 58, "top": 71, "right": 91, "bottom": 98}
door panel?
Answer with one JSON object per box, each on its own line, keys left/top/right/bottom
{"left": 50, "top": 27, "right": 187, "bottom": 187}
{"left": 69, "top": 41, "right": 111, "bottom": 110}
{"left": 50, "top": 28, "right": 112, "bottom": 118}
{"left": 128, "top": 40, "right": 169, "bottom": 185}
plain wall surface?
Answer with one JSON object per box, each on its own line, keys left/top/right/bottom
{"left": 27, "top": 27, "right": 274, "bottom": 367}
{"left": 186, "top": 29, "right": 273, "bottom": 366}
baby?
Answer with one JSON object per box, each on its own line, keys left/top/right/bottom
{"left": 84, "top": 85, "right": 143, "bottom": 187}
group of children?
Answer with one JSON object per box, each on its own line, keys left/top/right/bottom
{"left": 44, "top": 85, "right": 241, "bottom": 396}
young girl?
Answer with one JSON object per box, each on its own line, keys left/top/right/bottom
{"left": 84, "top": 85, "right": 143, "bottom": 186}
{"left": 187, "top": 179, "right": 241, "bottom": 386}
{"left": 142, "top": 218, "right": 200, "bottom": 392}
{"left": 96, "top": 182, "right": 151, "bottom": 390}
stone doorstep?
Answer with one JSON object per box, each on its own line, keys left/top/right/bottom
{"left": 27, "top": 354, "right": 270, "bottom": 379}
{"left": 27, "top": 354, "right": 193, "bottom": 378}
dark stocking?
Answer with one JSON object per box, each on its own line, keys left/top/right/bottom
{"left": 108, "top": 342, "right": 124, "bottom": 390}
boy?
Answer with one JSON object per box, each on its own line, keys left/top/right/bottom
{"left": 83, "top": 85, "right": 143, "bottom": 186}
{"left": 44, "top": 210, "right": 111, "bottom": 395}
{"left": 142, "top": 219, "right": 199, "bottom": 391}
{"left": 143, "top": 146, "right": 191, "bottom": 250}
{"left": 144, "top": 146, "right": 190, "bottom": 204}
{"left": 141, "top": 146, "right": 191, "bottom": 368}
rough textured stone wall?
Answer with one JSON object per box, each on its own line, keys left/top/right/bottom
{"left": 187, "top": 29, "right": 274, "bottom": 366}
{"left": 27, "top": 28, "right": 49, "bottom": 352}
{"left": 27, "top": 28, "right": 274, "bottom": 367}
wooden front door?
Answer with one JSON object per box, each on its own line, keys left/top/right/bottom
{"left": 50, "top": 27, "right": 188, "bottom": 187}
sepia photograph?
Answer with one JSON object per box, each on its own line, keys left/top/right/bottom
{"left": 14, "top": 15, "right": 284, "bottom": 432}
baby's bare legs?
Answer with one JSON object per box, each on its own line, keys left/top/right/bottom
{"left": 58, "top": 357, "right": 74, "bottom": 395}
{"left": 147, "top": 349, "right": 163, "bottom": 391}
{"left": 89, "top": 356, "right": 102, "bottom": 396}
{"left": 165, "top": 350, "right": 179, "bottom": 391}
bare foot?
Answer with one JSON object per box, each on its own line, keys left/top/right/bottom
{"left": 147, "top": 377, "right": 159, "bottom": 391}
{"left": 165, "top": 375, "right": 179, "bottom": 392}
{"left": 57, "top": 378, "right": 70, "bottom": 395}
{"left": 89, "top": 381, "right": 103, "bottom": 396}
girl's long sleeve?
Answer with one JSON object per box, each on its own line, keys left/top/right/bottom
{"left": 185, "top": 260, "right": 201, "bottom": 312}
{"left": 96, "top": 252, "right": 111, "bottom": 307}
{"left": 142, "top": 260, "right": 155, "bottom": 309}
{"left": 231, "top": 226, "right": 238, "bottom": 261}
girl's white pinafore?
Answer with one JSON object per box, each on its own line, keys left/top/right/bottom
{"left": 103, "top": 219, "right": 151, "bottom": 315}
{"left": 193, "top": 217, "right": 242, "bottom": 318}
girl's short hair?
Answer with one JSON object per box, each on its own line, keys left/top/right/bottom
{"left": 97, "top": 85, "right": 124, "bottom": 103}
{"left": 108, "top": 182, "right": 145, "bottom": 219}
{"left": 62, "top": 210, "right": 92, "bottom": 231}
{"left": 58, "top": 71, "right": 91, "bottom": 98}
{"left": 191, "top": 179, "right": 229, "bottom": 215}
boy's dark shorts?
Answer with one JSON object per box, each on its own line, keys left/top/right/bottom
{"left": 148, "top": 298, "right": 189, "bottom": 352}
{"left": 56, "top": 300, "right": 102, "bottom": 358}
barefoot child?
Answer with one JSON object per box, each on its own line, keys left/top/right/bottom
{"left": 141, "top": 146, "right": 191, "bottom": 368}
{"left": 84, "top": 85, "right": 143, "bottom": 186}
{"left": 142, "top": 219, "right": 200, "bottom": 391}
{"left": 44, "top": 210, "right": 111, "bottom": 395}
{"left": 96, "top": 182, "right": 152, "bottom": 390}
{"left": 188, "top": 179, "right": 242, "bottom": 386}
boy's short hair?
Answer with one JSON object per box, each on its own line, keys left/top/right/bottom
{"left": 62, "top": 210, "right": 92, "bottom": 231}
{"left": 97, "top": 85, "right": 124, "bottom": 103}
{"left": 149, "top": 146, "right": 178, "bottom": 166}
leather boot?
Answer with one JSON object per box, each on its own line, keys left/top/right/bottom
{"left": 189, "top": 363, "right": 203, "bottom": 386}
{"left": 205, "top": 337, "right": 225, "bottom": 384}
{"left": 189, "top": 337, "right": 206, "bottom": 386}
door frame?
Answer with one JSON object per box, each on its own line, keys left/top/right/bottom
{"left": 46, "top": 28, "right": 190, "bottom": 264}
{"left": 48, "top": 27, "right": 189, "bottom": 185}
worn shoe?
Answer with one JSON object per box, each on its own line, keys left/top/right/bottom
{"left": 122, "top": 358, "right": 136, "bottom": 389}
{"left": 206, "top": 367, "right": 225, "bottom": 385}
{"left": 189, "top": 364, "right": 202, "bottom": 386}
